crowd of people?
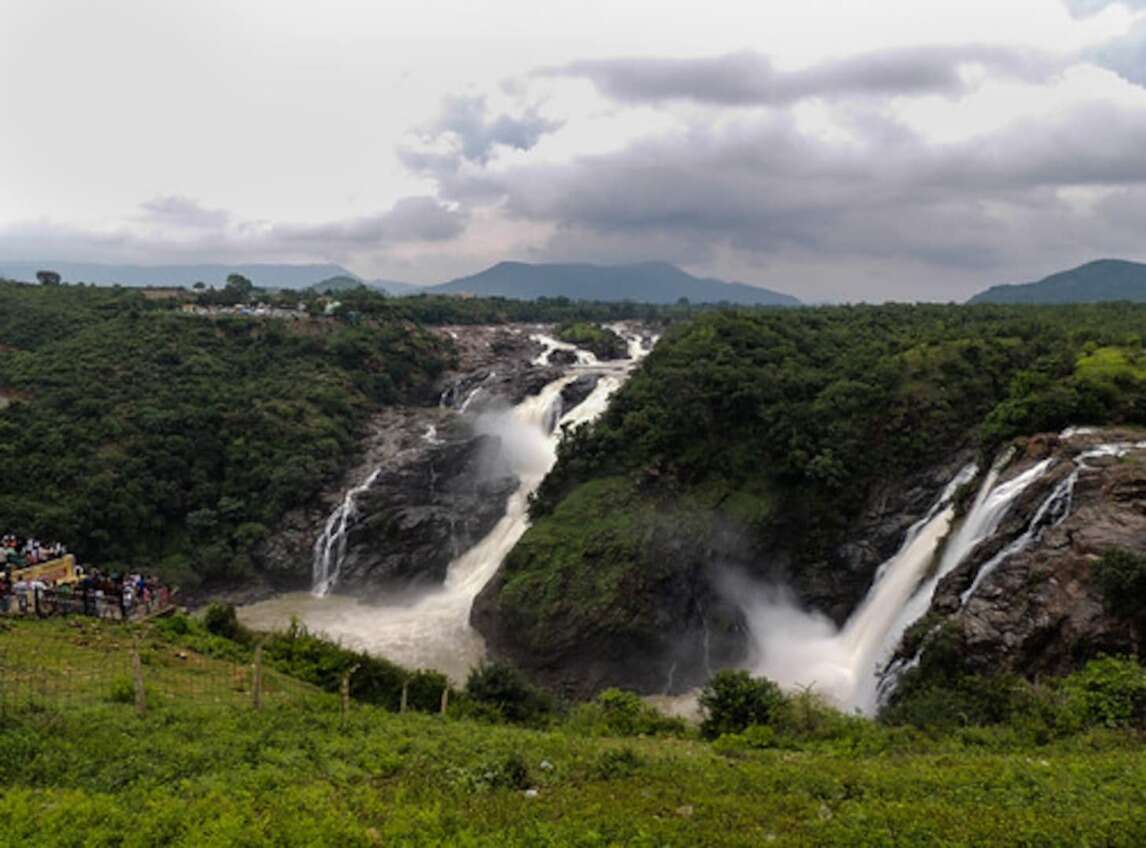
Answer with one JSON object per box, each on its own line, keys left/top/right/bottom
{"left": 1, "top": 532, "right": 173, "bottom": 620}
{"left": 2, "top": 533, "right": 67, "bottom": 569}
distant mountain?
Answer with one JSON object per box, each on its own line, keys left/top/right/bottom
{"left": 0, "top": 261, "right": 353, "bottom": 289}
{"left": 369, "top": 279, "right": 427, "bottom": 296}
{"left": 969, "top": 259, "right": 1146, "bottom": 304}
{"left": 429, "top": 261, "right": 800, "bottom": 305}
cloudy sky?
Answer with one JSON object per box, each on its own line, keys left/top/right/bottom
{"left": 3, "top": 0, "right": 1146, "bottom": 301}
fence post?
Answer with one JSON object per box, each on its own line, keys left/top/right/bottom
{"left": 252, "top": 643, "right": 264, "bottom": 710}
{"left": 400, "top": 680, "right": 408, "bottom": 714}
{"left": 439, "top": 685, "right": 449, "bottom": 716}
{"left": 340, "top": 664, "right": 360, "bottom": 722}
{"left": 131, "top": 634, "right": 146, "bottom": 716}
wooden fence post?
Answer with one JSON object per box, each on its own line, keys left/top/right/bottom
{"left": 131, "top": 634, "right": 146, "bottom": 716}
{"left": 439, "top": 685, "right": 449, "bottom": 716}
{"left": 340, "top": 664, "right": 360, "bottom": 722}
{"left": 400, "top": 681, "right": 408, "bottom": 714}
{"left": 252, "top": 643, "right": 264, "bottom": 710}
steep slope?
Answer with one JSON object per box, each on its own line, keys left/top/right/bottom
{"left": 969, "top": 259, "right": 1146, "bottom": 304}
{"left": 432, "top": 261, "right": 800, "bottom": 305}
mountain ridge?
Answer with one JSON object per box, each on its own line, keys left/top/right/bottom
{"left": 969, "top": 259, "right": 1146, "bottom": 304}
{"left": 430, "top": 260, "right": 800, "bottom": 305}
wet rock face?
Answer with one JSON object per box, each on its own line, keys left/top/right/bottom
{"left": 547, "top": 348, "right": 578, "bottom": 366}
{"left": 799, "top": 450, "right": 977, "bottom": 626}
{"left": 921, "top": 431, "right": 1146, "bottom": 677}
{"left": 560, "top": 375, "right": 600, "bottom": 414}
{"left": 335, "top": 429, "right": 518, "bottom": 595}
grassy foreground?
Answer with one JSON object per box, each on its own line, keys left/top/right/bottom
{"left": 4, "top": 621, "right": 1146, "bottom": 846}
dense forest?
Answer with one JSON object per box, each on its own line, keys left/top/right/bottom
{"left": 0, "top": 281, "right": 451, "bottom": 584}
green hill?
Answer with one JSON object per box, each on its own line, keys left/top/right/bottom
{"left": 969, "top": 259, "right": 1146, "bottom": 304}
{"left": 431, "top": 261, "right": 800, "bottom": 306}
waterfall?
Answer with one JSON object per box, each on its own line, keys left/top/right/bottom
{"left": 739, "top": 464, "right": 975, "bottom": 713}
{"left": 243, "top": 326, "right": 650, "bottom": 682}
{"left": 884, "top": 454, "right": 1052, "bottom": 646}
{"left": 531, "top": 333, "right": 598, "bottom": 366}
{"left": 311, "top": 467, "right": 384, "bottom": 597}
{"left": 958, "top": 437, "right": 1146, "bottom": 605}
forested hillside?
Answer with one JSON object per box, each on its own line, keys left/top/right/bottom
{"left": 0, "top": 281, "right": 451, "bottom": 585}
{"left": 478, "top": 303, "right": 1146, "bottom": 691}
{"left": 970, "top": 259, "right": 1146, "bottom": 304}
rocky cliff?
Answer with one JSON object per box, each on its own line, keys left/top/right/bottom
{"left": 911, "top": 429, "right": 1146, "bottom": 678}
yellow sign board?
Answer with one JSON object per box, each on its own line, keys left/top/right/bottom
{"left": 11, "top": 554, "right": 79, "bottom": 585}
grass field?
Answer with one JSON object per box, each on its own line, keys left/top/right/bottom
{"left": 4, "top": 618, "right": 1146, "bottom": 846}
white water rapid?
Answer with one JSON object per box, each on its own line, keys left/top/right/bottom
{"left": 241, "top": 334, "right": 644, "bottom": 683}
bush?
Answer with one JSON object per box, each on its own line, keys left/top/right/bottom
{"left": 464, "top": 661, "right": 554, "bottom": 724}
{"left": 263, "top": 620, "right": 408, "bottom": 709}
{"left": 1092, "top": 548, "right": 1146, "bottom": 618}
{"left": 1059, "top": 656, "right": 1146, "bottom": 730}
{"left": 202, "top": 603, "right": 249, "bottom": 643}
{"left": 566, "top": 688, "right": 688, "bottom": 737}
{"left": 699, "top": 670, "right": 785, "bottom": 740}
{"left": 404, "top": 669, "right": 451, "bottom": 713}
{"left": 592, "top": 746, "right": 643, "bottom": 779}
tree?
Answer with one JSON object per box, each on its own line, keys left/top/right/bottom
{"left": 36, "top": 270, "right": 61, "bottom": 286}
{"left": 193, "top": 281, "right": 206, "bottom": 290}
{"left": 699, "top": 669, "right": 786, "bottom": 739}
{"left": 225, "top": 273, "right": 254, "bottom": 301}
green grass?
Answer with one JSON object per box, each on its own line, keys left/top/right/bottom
{"left": 6, "top": 621, "right": 1146, "bottom": 844}
{"left": 1076, "top": 345, "right": 1146, "bottom": 383}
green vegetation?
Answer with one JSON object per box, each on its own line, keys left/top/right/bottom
{"left": 556, "top": 322, "right": 628, "bottom": 359}
{"left": 698, "top": 669, "right": 785, "bottom": 739}
{"left": 503, "top": 304, "right": 1146, "bottom": 667}
{"left": 0, "top": 280, "right": 450, "bottom": 586}
{"left": 6, "top": 619, "right": 1146, "bottom": 845}
{"left": 1093, "top": 548, "right": 1146, "bottom": 619}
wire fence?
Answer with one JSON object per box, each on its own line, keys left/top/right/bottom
{"left": 0, "top": 619, "right": 332, "bottom": 718}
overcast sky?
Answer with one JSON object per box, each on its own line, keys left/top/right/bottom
{"left": 4, "top": 0, "right": 1146, "bottom": 301}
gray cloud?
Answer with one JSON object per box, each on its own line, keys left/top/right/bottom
{"left": 399, "top": 95, "right": 562, "bottom": 180}
{"left": 425, "top": 99, "right": 1146, "bottom": 299}
{"left": 136, "top": 195, "right": 231, "bottom": 230}
{"left": 1086, "top": 18, "right": 1146, "bottom": 83}
{"left": 0, "top": 195, "right": 466, "bottom": 266}
{"left": 541, "top": 46, "right": 1057, "bottom": 106}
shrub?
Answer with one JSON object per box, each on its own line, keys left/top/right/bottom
{"left": 699, "top": 670, "right": 785, "bottom": 740}
{"left": 404, "top": 669, "right": 451, "bottom": 713}
{"left": 263, "top": 620, "right": 407, "bottom": 709}
{"left": 592, "top": 746, "right": 643, "bottom": 779}
{"left": 1058, "top": 655, "right": 1146, "bottom": 730}
{"left": 1092, "top": 548, "right": 1146, "bottom": 618}
{"left": 566, "top": 688, "right": 688, "bottom": 737}
{"left": 464, "top": 661, "right": 554, "bottom": 724}
{"left": 202, "top": 603, "right": 250, "bottom": 644}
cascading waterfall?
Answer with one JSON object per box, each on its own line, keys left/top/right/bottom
{"left": 745, "top": 431, "right": 1146, "bottom": 714}
{"left": 884, "top": 453, "right": 1051, "bottom": 645}
{"left": 959, "top": 437, "right": 1146, "bottom": 605}
{"left": 531, "top": 333, "right": 598, "bottom": 366}
{"left": 740, "top": 446, "right": 1075, "bottom": 713}
{"left": 242, "top": 328, "right": 648, "bottom": 682}
{"left": 739, "top": 464, "right": 974, "bottom": 713}
{"left": 311, "top": 467, "right": 384, "bottom": 597}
